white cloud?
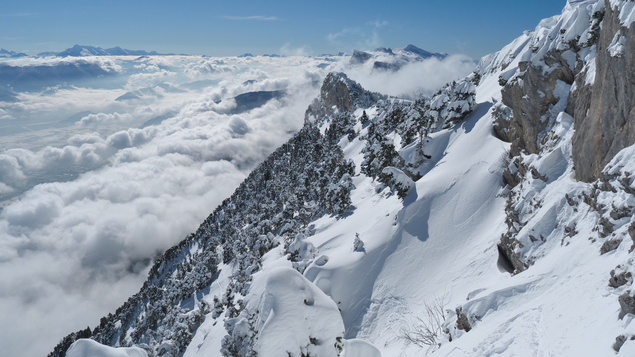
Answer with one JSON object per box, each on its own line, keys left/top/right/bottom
{"left": 327, "top": 22, "right": 386, "bottom": 52}
{"left": 0, "top": 139, "right": 111, "bottom": 184}
{"left": 222, "top": 15, "right": 280, "bottom": 21}
{"left": 0, "top": 155, "right": 26, "bottom": 188}
{"left": 183, "top": 58, "right": 238, "bottom": 78}
{"left": 77, "top": 112, "right": 132, "bottom": 127}
{"left": 125, "top": 69, "right": 178, "bottom": 91}
{"left": 280, "top": 43, "right": 312, "bottom": 57}
{"left": 4, "top": 86, "right": 129, "bottom": 127}
{"left": 0, "top": 55, "right": 327, "bottom": 357}
{"left": 0, "top": 182, "right": 13, "bottom": 195}
{"left": 0, "top": 49, "right": 475, "bottom": 356}
{"left": 369, "top": 20, "right": 389, "bottom": 28}
{"left": 4, "top": 191, "right": 63, "bottom": 228}
{"left": 337, "top": 54, "right": 476, "bottom": 98}
{"left": 0, "top": 56, "right": 123, "bottom": 73}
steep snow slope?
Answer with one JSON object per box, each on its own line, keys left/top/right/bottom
{"left": 58, "top": 0, "right": 635, "bottom": 356}
{"left": 305, "top": 105, "right": 506, "bottom": 355}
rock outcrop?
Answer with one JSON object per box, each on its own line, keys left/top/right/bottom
{"left": 570, "top": 1, "right": 635, "bottom": 182}
{"left": 304, "top": 72, "right": 384, "bottom": 124}
{"left": 499, "top": 57, "right": 574, "bottom": 156}
{"left": 495, "top": 0, "right": 635, "bottom": 177}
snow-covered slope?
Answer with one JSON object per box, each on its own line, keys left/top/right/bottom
{"left": 54, "top": 0, "right": 635, "bottom": 356}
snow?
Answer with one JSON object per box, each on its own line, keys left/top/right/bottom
{"left": 241, "top": 93, "right": 504, "bottom": 357}
{"left": 436, "top": 227, "right": 625, "bottom": 356}
{"left": 185, "top": 2, "right": 635, "bottom": 351}
{"left": 605, "top": 144, "right": 635, "bottom": 177}
{"left": 182, "top": 264, "right": 233, "bottom": 357}
{"left": 475, "top": 0, "right": 604, "bottom": 90}
{"left": 608, "top": 32, "right": 627, "bottom": 57}
{"left": 583, "top": 50, "right": 597, "bottom": 85}
{"left": 66, "top": 339, "right": 147, "bottom": 357}
{"left": 341, "top": 339, "right": 382, "bottom": 357}
{"left": 255, "top": 267, "right": 345, "bottom": 357}
{"left": 55, "top": 1, "right": 635, "bottom": 356}
{"left": 177, "top": 4, "right": 625, "bottom": 353}
{"left": 381, "top": 166, "right": 414, "bottom": 194}
{"left": 610, "top": 0, "right": 635, "bottom": 28}
{"left": 288, "top": 233, "right": 316, "bottom": 260}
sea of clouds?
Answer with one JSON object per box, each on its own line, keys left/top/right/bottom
{"left": 0, "top": 51, "right": 473, "bottom": 357}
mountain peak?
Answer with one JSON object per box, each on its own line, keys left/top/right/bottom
{"left": 55, "top": 45, "right": 178, "bottom": 57}
{"left": 0, "top": 48, "right": 28, "bottom": 58}
{"left": 348, "top": 45, "right": 448, "bottom": 71}
{"left": 304, "top": 72, "right": 384, "bottom": 123}
{"left": 403, "top": 44, "right": 447, "bottom": 59}
{"left": 57, "top": 45, "right": 108, "bottom": 57}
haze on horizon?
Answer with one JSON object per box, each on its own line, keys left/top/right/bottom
{"left": 2, "top": 0, "right": 566, "bottom": 58}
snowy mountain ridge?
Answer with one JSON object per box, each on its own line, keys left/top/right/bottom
{"left": 349, "top": 45, "right": 447, "bottom": 72}
{"left": 0, "top": 48, "right": 28, "bottom": 58}
{"left": 54, "top": 45, "right": 179, "bottom": 57}
{"left": 52, "top": 0, "right": 635, "bottom": 356}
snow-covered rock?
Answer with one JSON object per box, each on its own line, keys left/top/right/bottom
{"left": 255, "top": 267, "right": 345, "bottom": 357}
{"left": 66, "top": 339, "right": 147, "bottom": 357}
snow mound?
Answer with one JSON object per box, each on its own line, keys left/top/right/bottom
{"left": 66, "top": 339, "right": 147, "bottom": 357}
{"left": 341, "top": 338, "right": 382, "bottom": 357}
{"left": 256, "top": 266, "right": 345, "bottom": 357}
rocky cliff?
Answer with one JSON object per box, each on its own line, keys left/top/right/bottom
{"left": 570, "top": 0, "right": 635, "bottom": 182}
{"left": 489, "top": 0, "right": 635, "bottom": 274}
{"left": 495, "top": 0, "right": 635, "bottom": 183}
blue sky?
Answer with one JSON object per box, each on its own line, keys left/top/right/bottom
{"left": 1, "top": 0, "right": 567, "bottom": 58}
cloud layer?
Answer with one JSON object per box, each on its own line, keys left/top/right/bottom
{"left": 336, "top": 54, "right": 476, "bottom": 98}
{"left": 0, "top": 52, "right": 474, "bottom": 357}
{"left": 0, "top": 55, "right": 324, "bottom": 357}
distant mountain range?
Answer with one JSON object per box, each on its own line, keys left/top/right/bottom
{"left": 0, "top": 45, "right": 184, "bottom": 58}
{"left": 53, "top": 44, "right": 183, "bottom": 57}
{"left": 0, "top": 49, "right": 28, "bottom": 58}
{"left": 0, "top": 44, "right": 441, "bottom": 60}
{"left": 350, "top": 44, "right": 448, "bottom": 71}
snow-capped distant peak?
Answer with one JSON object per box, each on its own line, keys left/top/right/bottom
{"left": 55, "top": 44, "right": 177, "bottom": 57}
{"left": 348, "top": 44, "right": 448, "bottom": 71}
{"left": 402, "top": 44, "right": 447, "bottom": 59}
{"left": 0, "top": 48, "right": 28, "bottom": 58}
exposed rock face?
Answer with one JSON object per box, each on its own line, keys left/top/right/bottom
{"left": 499, "top": 56, "right": 574, "bottom": 157}
{"left": 305, "top": 73, "right": 354, "bottom": 121}
{"left": 304, "top": 72, "right": 384, "bottom": 124}
{"left": 497, "top": 0, "right": 635, "bottom": 179}
{"left": 619, "top": 290, "right": 635, "bottom": 318}
{"left": 570, "top": 1, "right": 635, "bottom": 182}
{"left": 403, "top": 44, "right": 447, "bottom": 60}
{"left": 350, "top": 50, "right": 372, "bottom": 65}
{"left": 609, "top": 269, "right": 632, "bottom": 288}
{"left": 495, "top": 0, "right": 635, "bottom": 183}
{"left": 372, "top": 61, "right": 401, "bottom": 72}
{"left": 455, "top": 307, "right": 472, "bottom": 332}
